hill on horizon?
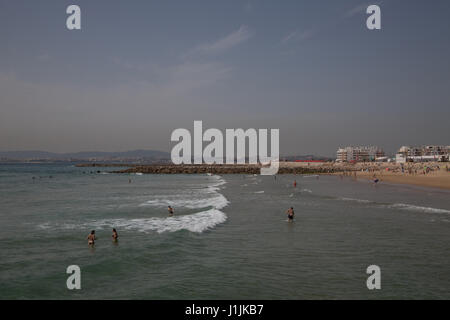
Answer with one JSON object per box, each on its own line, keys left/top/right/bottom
{"left": 0, "top": 149, "right": 171, "bottom": 160}
{"left": 0, "top": 150, "right": 333, "bottom": 162}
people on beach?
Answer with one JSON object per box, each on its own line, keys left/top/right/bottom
{"left": 87, "top": 230, "right": 97, "bottom": 246}
{"left": 286, "top": 207, "right": 295, "bottom": 222}
{"left": 112, "top": 228, "right": 118, "bottom": 242}
{"left": 168, "top": 206, "right": 174, "bottom": 216}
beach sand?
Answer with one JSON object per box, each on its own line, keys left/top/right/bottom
{"left": 354, "top": 170, "right": 450, "bottom": 190}
{"left": 279, "top": 161, "right": 450, "bottom": 190}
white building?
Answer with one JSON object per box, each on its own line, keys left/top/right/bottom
{"left": 336, "top": 146, "right": 385, "bottom": 162}
{"left": 396, "top": 145, "right": 450, "bottom": 163}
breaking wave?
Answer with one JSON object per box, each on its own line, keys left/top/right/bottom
{"left": 139, "top": 176, "right": 228, "bottom": 210}
{"left": 337, "top": 197, "right": 372, "bottom": 204}
{"left": 333, "top": 197, "right": 449, "bottom": 215}
{"left": 387, "top": 203, "right": 450, "bottom": 214}
{"left": 39, "top": 175, "right": 229, "bottom": 234}
{"left": 40, "top": 209, "right": 227, "bottom": 234}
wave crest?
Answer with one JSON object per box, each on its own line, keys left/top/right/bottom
{"left": 388, "top": 203, "right": 450, "bottom": 214}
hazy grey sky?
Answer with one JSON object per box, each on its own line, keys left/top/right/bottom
{"left": 1, "top": 0, "right": 449, "bottom": 156}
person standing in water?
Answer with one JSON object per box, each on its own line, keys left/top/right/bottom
{"left": 373, "top": 174, "right": 379, "bottom": 184}
{"left": 87, "top": 230, "right": 97, "bottom": 246}
{"left": 286, "top": 207, "right": 295, "bottom": 222}
{"left": 112, "top": 228, "right": 118, "bottom": 242}
{"left": 168, "top": 206, "right": 174, "bottom": 216}
{"left": 293, "top": 180, "right": 297, "bottom": 188}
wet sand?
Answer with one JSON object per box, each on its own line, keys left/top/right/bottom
{"left": 354, "top": 170, "right": 450, "bottom": 190}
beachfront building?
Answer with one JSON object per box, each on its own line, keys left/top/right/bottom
{"left": 336, "top": 146, "right": 385, "bottom": 162}
{"left": 395, "top": 145, "right": 450, "bottom": 163}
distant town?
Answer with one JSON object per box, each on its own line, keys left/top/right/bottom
{"left": 336, "top": 145, "right": 450, "bottom": 163}
{"left": 0, "top": 145, "right": 449, "bottom": 164}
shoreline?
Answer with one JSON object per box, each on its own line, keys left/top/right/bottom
{"left": 350, "top": 171, "right": 450, "bottom": 190}
{"left": 75, "top": 161, "right": 450, "bottom": 190}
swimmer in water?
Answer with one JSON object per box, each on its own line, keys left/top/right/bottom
{"left": 168, "top": 206, "right": 174, "bottom": 216}
{"left": 112, "top": 228, "right": 118, "bottom": 242}
{"left": 373, "top": 174, "right": 379, "bottom": 184}
{"left": 286, "top": 207, "right": 295, "bottom": 222}
{"left": 87, "top": 230, "right": 97, "bottom": 246}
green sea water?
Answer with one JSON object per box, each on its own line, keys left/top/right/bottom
{"left": 0, "top": 163, "right": 449, "bottom": 299}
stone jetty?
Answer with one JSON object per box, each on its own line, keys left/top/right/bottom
{"left": 75, "top": 163, "right": 338, "bottom": 174}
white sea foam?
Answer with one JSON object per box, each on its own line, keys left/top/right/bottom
{"left": 334, "top": 197, "right": 450, "bottom": 214}
{"left": 97, "top": 209, "right": 226, "bottom": 233}
{"left": 254, "top": 191, "right": 265, "bottom": 194}
{"left": 388, "top": 203, "right": 450, "bottom": 214}
{"left": 39, "top": 175, "right": 229, "bottom": 234}
{"left": 301, "top": 188, "right": 312, "bottom": 193}
{"left": 140, "top": 192, "right": 229, "bottom": 210}
{"left": 140, "top": 175, "right": 228, "bottom": 210}
{"left": 208, "top": 177, "right": 226, "bottom": 190}
{"left": 39, "top": 209, "right": 226, "bottom": 234}
{"left": 338, "top": 197, "right": 371, "bottom": 203}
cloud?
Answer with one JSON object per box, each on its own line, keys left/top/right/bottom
{"left": 281, "top": 1, "right": 385, "bottom": 46}
{"left": 344, "top": 1, "right": 383, "bottom": 18}
{"left": 109, "top": 26, "right": 250, "bottom": 94}
{"left": 37, "top": 53, "right": 50, "bottom": 61}
{"left": 109, "top": 57, "right": 231, "bottom": 96}
{"left": 183, "top": 25, "right": 253, "bottom": 58}
{"left": 0, "top": 61, "right": 232, "bottom": 152}
{"left": 153, "top": 61, "right": 232, "bottom": 96}
{"left": 281, "top": 29, "right": 315, "bottom": 44}
{"left": 345, "top": 4, "right": 369, "bottom": 18}
{"left": 244, "top": 2, "right": 253, "bottom": 13}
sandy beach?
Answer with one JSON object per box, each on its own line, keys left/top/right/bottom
{"left": 352, "top": 169, "right": 450, "bottom": 190}
{"left": 280, "top": 161, "right": 450, "bottom": 190}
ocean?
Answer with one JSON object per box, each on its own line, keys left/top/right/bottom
{"left": 0, "top": 163, "right": 449, "bottom": 299}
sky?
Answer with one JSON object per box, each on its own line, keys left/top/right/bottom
{"left": 0, "top": 0, "right": 449, "bottom": 157}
